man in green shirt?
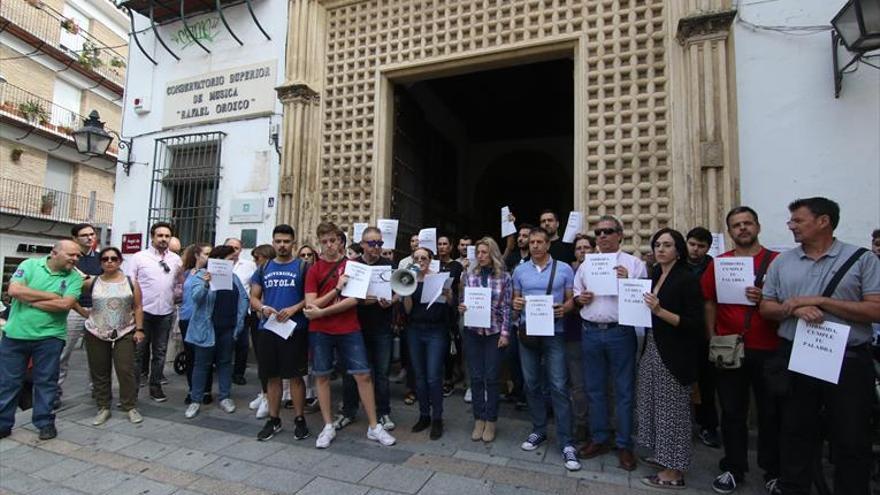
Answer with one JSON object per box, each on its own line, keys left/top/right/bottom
{"left": 0, "top": 240, "right": 83, "bottom": 440}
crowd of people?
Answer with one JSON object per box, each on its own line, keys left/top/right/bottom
{"left": 1, "top": 196, "right": 879, "bottom": 494}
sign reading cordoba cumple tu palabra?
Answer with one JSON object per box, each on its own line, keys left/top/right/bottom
{"left": 162, "top": 60, "right": 277, "bottom": 128}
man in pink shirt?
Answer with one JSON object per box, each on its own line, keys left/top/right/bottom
{"left": 125, "top": 222, "right": 181, "bottom": 402}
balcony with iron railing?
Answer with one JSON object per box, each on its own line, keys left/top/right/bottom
{"left": 0, "top": 177, "right": 114, "bottom": 225}
{"left": 0, "top": 0, "right": 127, "bottom": 92}
{"left": 0, "top": 81, "right": 119, "bottom": 156}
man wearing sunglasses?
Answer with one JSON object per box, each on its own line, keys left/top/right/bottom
{"left": 335, "top": 226, "right": 398, "bottom": 431}
{"left": 55, "top": 223, "right": 103, "bottom": 409}
{"left": 573, "top": 215, "right": 648, "bottom": 471}
{"left": 125, "top": 222, "right": 182, "bottom": 402}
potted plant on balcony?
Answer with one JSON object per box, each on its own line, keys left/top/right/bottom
{"left": 60, "top": 18, "right": 79, "bottom": 34}
{"left": 10, "top": 148, "right": 24, "bottom": 162}
{"left": 78, "top": 41, "right": 102, "bottom": 70}
{"left": 110, "top": 57, "right": 126, "bottom": 69}
{"left": 40, "top": 192, "right": 55, "bottom": 215}
{"left": 18, "top": 100, "right": 49, "bottom": 125}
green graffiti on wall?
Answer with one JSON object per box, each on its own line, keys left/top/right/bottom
{"left": 171, "top": 17, "right": 221, "bottom": 49}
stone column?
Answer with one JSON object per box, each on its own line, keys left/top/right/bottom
{"left": 275, "top": 0, "right": 326, "bottom": 242}
{"left": 665, "top": 1, "right": 740, "bottom": 234}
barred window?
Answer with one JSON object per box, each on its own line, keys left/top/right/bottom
{"left": 148, "top": 132, "right": 225, "bottom": 246}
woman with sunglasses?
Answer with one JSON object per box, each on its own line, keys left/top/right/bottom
{"left": 183, "top": 245, "right": 249, "bottom": 418}
{"left": 298, "top": 245, "right": 316, "bottom": 263}
{"left": 402, "top": 247, "right": 454, "bottom": 440}
{"left": 179, "top": 243, "right": 212, "bottom": 404}
{"left": 82, "top": 247, "right": 145, "bottom": 425}
{"left": 457, "top": 237, "right": 511, "bottom": 443}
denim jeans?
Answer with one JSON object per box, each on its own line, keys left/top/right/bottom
{"left": 462, "top": 331, "right": 502, "bottom": 421}
{"left": 519, "top": 333, "right": 573, "bottom": 448}
{"left": 0, "top": 336, "right": 64, "bottom": 431}
{"left": 564, "top": 340, "right": 588, "bottom": 433}
{"left": 190, "top": 326, "right": 234, "bottom": 402}
{"left": 582, "top": 323, "right": 637, "bottom": 449}
{"left": 407, "top": 322, "right": 448, "bottom": 419}
{"left": 311, "top": 331, "right": 372, "bottom": 376}
{"left": 179, "top": 320, "right": 212, "bottom": 398}
{"left": 343, "top": 327, "right": 393, "bottom": 417}
{"left": 137, "top": 312, "right": 174, "bottom": 386}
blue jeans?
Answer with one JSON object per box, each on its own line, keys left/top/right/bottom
{"left": 519, "top": 333, "right": 573, "bottom": 448}
{"left": 190, "top": 326, "right": 234, "bottom": 402}
{"left": 462, "top": 331, "right": 502, "bottom": 421}
{"left": 0, "top": 337, "right": 64, "bottom": 431}
{"left": 342, "top": 328, "right": 393, "bottom": 417}
{"left": 582, "top": 323, "right": 637, "bottom": 449}
{"left": 310, "top": 331, "right": 371, "bottom": 376}
{"left": 407, "top": 322, "right": 448, "bottom": 419}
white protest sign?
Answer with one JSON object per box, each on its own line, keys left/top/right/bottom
{"left": 429, "top": 259, "right": 440, "bottom": 274}
{"left": 352, "top": 223, "right": 368, "bottom": 243}
{"left": 263, "top": 314, "right": 296, "bottom": 340}
{"left": 788, "top": 319, "right": 851, "bottom": 384}
{"left": 421, "top": 273, "right": 450, "bottom": 307}
{"left": 708, "top": 233, "right": 726, "bottom": 259}
{"left": 340, "top": 261, "right": 371, "bottom": 299}
{"left": 617, "top": 279, "right": 653, "bottom": 328}
{"left": 524, "top": 295, "right": 555, "bottom": 336}
{"left": 207, "top": 259, "right": 234, "bottom": 291}
{"left": 377, "top": 219, "right": 399, "bottom": 250}
{"left": 367, "top": 266, "right": 393, "bottom": 300}
{"left": 418, "top": 228, "right": 437, "bottom": 254}
{"left": 583, "top": 253, "right": 618, "bottom": 295}
{"left": 562, "top": 211, "right": 582, "bottom": 243}
{"left": 501, "top": 206, "right": 516, "bottom": 238}
{"left": 714, "top": 257, "right": 755, "bottom": 305}
{"left": 466, "top": 246, "right": 477, "bottom": 268}
{"left": 463, "top": 287, "right": 492, "bottom": 329}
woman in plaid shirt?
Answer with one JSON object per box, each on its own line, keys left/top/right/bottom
{"left": 458, "top": 237, "right": 513, "bottom": 443}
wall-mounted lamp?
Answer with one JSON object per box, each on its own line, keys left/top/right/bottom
{"left": 72, "top": 110, "right": 135, "bottom": 175}
{"left": 831, "top": 0, "right": 880, "bottom": 98}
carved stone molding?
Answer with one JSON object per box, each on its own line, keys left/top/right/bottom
{"left": 677, "top": 9, "right": 737, "bottom": 45}
{"left": 276, "top": 83, "right": 320, "bottom": 104}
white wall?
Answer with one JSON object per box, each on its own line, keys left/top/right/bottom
{"left": 735, "top": 0, "right": 880, "bottom": 249}
{"left": 112, "top": 0, "right": 287, "bottom": 253}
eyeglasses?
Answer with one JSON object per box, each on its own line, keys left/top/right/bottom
{"left": 300, "top": 252, "right": 315, "bottom": 258}
{"left": 364, "top": 240, "right": 384, "bottom": 248}
{"left": 594, "top": 228, "right": 619, "bottom": 237}
{"left": 100, "top": 256, "right": 119, "bottom": 262}
{"left": 159, "top": 260, "right": 170, "bottom": 273}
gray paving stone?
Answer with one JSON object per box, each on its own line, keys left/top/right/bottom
{"left": 491, "top": 484, "right": 554, "bottom": 495}
{"left": 0, "top": 467, "right": 51, "bottom": 494}
{"left": 361, "top": 463, "right": 432, "bottom": 494}
{"left": 308, "top": 453, "right": 380, "bottom": 483}
{"left": 108, "top": 475, "right": 177, "bottom": 495}
{"left": 452, "top": 449, "right": 509, "bottom": 466}
{"left": 28, "top": 485, "right": 89, "bottom": 495}
{"left": 243, "top": 465, "right": 314, "bottom": 493}
{"left": 417, "top": 472, "right": 494, "bottom": 495}
{"left": 297, "top": 476, "right": 369, "bottom": 495}
{"left": 0, "top": 447, "right": 65, "bottom": 474}
{"left": 30, "top": 458, "right": 93, "bottom": 482}
{"left": 60, "top": 465, "right": 135, "bottom": 493}
{"left": 222, "top": 438, "right": 286, "bottom": 463}
{"left": 197, "top": 456, "right": 263, "bottom": 482}
{"left": 0, "top": 438, "right": 22, "bottom": 453}
{"left": 91, "top": 431, "right": 143, "bottom": 452}
{"left": 259, "top": 445, "right": 330, "bottom": 471}
{"left": 128, "top": 439, "right": 180, "bottom": 461}
{"left": 181, "top": 428, "right": 243, "bottom": 453}
{"left": 155, "top": 447, "right": 219, "bottom": 472}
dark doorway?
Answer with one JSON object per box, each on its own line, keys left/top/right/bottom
{"left": 390, "top": 57, "right": 574, "bottom": 251}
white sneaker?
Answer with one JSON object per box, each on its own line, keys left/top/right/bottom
{"left": 378, "top": 414, "right": 396, "bottom": 431}
{"left": 219, "top": 398, "right": 236, "bottom": 414}
{"left": 93, "top": 408, "right": 111, "bottom": 426}
{"left": 316, "top": 423, "right": 336, "bottom": 449}
{"left": 368, "top": 424, "right": 397, "bottom": 446}
{"left": 256, "top": 396, "right": 269, "bottom": 419}
{"left": 463, "top": 388, "right": 472, "bottom": 403}
{"left": 249, "top": 392, "right": 264, "bottom": 410}
{"left": 185, "top": 403, "right": 200, "bottom": 419}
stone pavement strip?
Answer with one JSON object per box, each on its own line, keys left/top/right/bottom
{"left": 0, "top": 348, "right": 774, "bottom": 494}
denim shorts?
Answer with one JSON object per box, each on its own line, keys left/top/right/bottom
{"left": 310, "top": 331, "right": 371, "bottom": 376}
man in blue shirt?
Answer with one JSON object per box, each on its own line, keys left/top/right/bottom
{"left": 511, "top": 227, "right": 580, "bottom": 471}
{"left": 250, "top": 224, "right": 310, "bottom": 442}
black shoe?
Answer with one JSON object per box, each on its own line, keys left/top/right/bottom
{"left": 304, "top": 398, "right": 319, "bottom": 413}
{"left": 38, "top": 424, "right": 57, "bottom": 441}
{"left": 283, "top": 399, "right": 294, "bottom": 409}
{"left": 293, "top": 415, "right": 310, "bottom": 440}
{"left": 149, "top": 385, "right": 167, "bottom": 402}
{"left": 411, "top": 416, "right": 431, "bottom": 433}
{"left": 699, "top": 428, "right": 721, "bottom": 449}
{"left": 202, "top": 393, "right": 213, "bottom": 405}
{"left": 429, "top": 419, "right": 443, "bottom": 440}
{"left": 0, "top": 429, "right": 10, "bottom": 439}
{"left": 232, "top": 375, "right": 247, "bottom": 385}
{"left": 257, "top": 418, "right": 282, "bottom": 441}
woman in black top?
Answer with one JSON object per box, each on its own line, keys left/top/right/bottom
{"left": 402, "top": 247, "right": 454, "bottom": 439}
{"left": 637, "top": 228, "right": 704, "bottom": 490}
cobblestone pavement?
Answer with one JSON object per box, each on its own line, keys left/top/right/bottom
{"left": 0, "top": 344, "right": 775, "bottom": 494}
